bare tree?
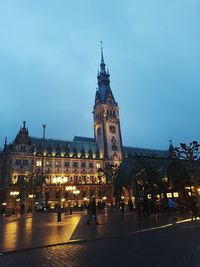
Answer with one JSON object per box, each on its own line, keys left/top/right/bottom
{"left": 174, "top": 141, "right": 200, "bottom": 161}
{"left": 174, "top": 141, "right": 200, "bottom": 200}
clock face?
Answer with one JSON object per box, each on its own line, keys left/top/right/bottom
{"left": 109, "top": 125, "right": 116, "bottom": 133}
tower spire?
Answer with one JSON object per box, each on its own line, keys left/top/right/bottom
{"left": 100, "top": 41, "right": 106, "bottom": 73}
{"left": 4, "top": 137, "right": 7, "bottom": 148}
{"left": 100, "top": 41, "right": 104, "bottom": 63}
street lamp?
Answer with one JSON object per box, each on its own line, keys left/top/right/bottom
{"left": 52, "top": 177, "right": 66, "bottom": 223}
{"left": 10, "top": 191, "right": 19, "bottom": 215}
{"left": 40, "top": 124, "right": 46, "bottom": 208}
{"left": 65, "top": 186, "right": 76, "bottom": 214}
{"left": 28, "top": 194, "right": 35, "bottom": 213}
{"left": 73, "top": 189, "right": 80, "bottom": 208}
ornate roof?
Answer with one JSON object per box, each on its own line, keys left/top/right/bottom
{"left": 13, "top": 121, "right": 31, "bottom": 145}
{"left": 94, "top": 44, "right": 117, "bottom": 106}
{"left": 30, "top": 136, "right": 100, "bottom": 158}
{"left": 123, "top": 146, "right": 169, "bottom": 158}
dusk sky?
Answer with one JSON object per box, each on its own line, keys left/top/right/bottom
{"left": 1, "top": 1, "right": 200, "bottom": 150}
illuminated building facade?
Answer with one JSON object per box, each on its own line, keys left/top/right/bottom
{"left": 0, "top": 48, "right": 125, "bottom": 209}
{"left": 0, "top": 48, "right": 172, "bottom": 209}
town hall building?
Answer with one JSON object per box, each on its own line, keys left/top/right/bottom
{"left": 0, "top": 47, "right": 173, "bottom": 211}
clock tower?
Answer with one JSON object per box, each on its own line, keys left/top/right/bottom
{"left": 93, "top": 45, "right": 123, "bottom": 165}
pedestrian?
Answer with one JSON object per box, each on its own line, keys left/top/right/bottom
{"left": 120, "top": 200, "right": 125, "bottom": 213}
{"left": 150, "top": 197, "right": 158, "bottom": 220}
{"left": 142, "top": 196, "right": 150, "bottom": 218}
{"left": 190, "top": 196, "right": 198, "bottom": 221}
{"left": 87, "top": 196, "right": 99, "bottom": 224}
{"left": 128, "top": 199, "right": 134, "bottom": 211}
{"left": 168, "top": 198, "right": 175, "bottom": 216}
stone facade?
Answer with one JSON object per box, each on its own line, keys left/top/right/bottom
{"left": 0, "top": 49, "right": 169, "bottom": 210}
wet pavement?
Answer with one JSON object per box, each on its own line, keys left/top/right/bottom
{"left": 0, "top": 212, "right": 81, "bottom": 252}
{"left": 0, "top": 209, "right": 193, "bottom": 253}
{"left": 0, "top": 219, "right": 200, "bottom": 267}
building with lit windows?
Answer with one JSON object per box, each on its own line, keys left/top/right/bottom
{"left": 0, "top": 48, "right": 172, "bottom": 210}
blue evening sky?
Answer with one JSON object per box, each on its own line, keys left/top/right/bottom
{"left": 0, "top": 0, "right": 200, "bottom": 150}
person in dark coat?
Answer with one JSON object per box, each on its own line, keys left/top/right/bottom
{"left": 128, "top": 199, "right": 134, "bottom": 211}
{"left": 190, "top": 196, "right": 198, "bottom": 221}
{"left": 87, "top": 196, "right": 99, "bottom": 224}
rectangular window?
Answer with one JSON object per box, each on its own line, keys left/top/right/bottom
{"left": 55, "top": 191, "right": 59, "bottom": 199}
{"left": 16, "top": 159, "right": 21, "bottom": 165}
{"left": 36, "top": 160, "right": 42, "bottom": 167}
{"left": 82, "top": 176, "right": 86, "bottom": 184}
{"left": 81, "top": 162, "right": 86, "bottom": 168}
{"left": 64, "top": 162, "right": 70, "bottom": 167}
{"left": 74, "top": 176, "right": 78, "bottom": 183}
{"left": 96, "top": 163, "right": 100, "bottom": 169}
{"left": 89, "top": 162, "right": 94, "bottom": 168}
{"left": 109, "top": 125, "right": 116, "bottom": 133}
{"left": 73, "top": 162, "right": 78, "bottom": 168}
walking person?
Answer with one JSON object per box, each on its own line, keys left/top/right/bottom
{"left": 150, "top": 197, "right": 158, "bottom": 220}
{"left": 190, "top": 196, "right": 198, "bottom": 221}
{"left": 168, "top": 198, "right": 175, "bottom": 216}
{"left": 87, "top": 196, "right": 99, "bottom": 225}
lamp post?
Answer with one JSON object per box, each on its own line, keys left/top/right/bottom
{"left": 54, "top": 177, "right": 65, "bottom": 223}
{"left": 65, "top": 186, "right": 76, "bottom": 215}
{"left": 51, "top": 176, "right": 68, "bottom": 222}
{"left": 10, "top": 191, "right": 19, "bottom": 215}
{"left": 40, "top": 124, "right": 46, "bottom": 208}
{"left": 73, "top": 189, "right": 80, "bottom": 208}
{"left": 28, "top": 194, "right": 35, "bottom": 213}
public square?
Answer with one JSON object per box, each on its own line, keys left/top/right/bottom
{"left": 1, "top": 1, "right": 200, "bottom": 267}
{"left": 0, "top": 209, "right": 200, "bottom": 267}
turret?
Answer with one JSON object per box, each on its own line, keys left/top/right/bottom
{"left": 93, "top": 43, "right": 123, "bottom": 165}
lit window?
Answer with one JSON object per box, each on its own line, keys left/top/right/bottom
{"left": 167, "top": 193, "right": 172, "bottom": 198}
{"left": 12, "top": 175, "right": 18, "bottom": 184}
{"left": 96, "top": 163, "right": 100, "bottom": 169}
{"left": 36, "top": 160, "right": 42, "bottom": 167}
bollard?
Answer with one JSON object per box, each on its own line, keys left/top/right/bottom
{"left": 69, "top": 208, "right": 72, "bottom": 215}
{"left": 57, "top": 206, "right": 62, "bottom": 223}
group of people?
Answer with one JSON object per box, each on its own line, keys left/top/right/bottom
{"left": 86, "top": 194, "right": 200, "bottom": 225}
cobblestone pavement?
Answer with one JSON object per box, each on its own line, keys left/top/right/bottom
{"left": 0, "top": 213, "right": 81, "bottom": 252}
{"left": 1, "top": 221, "right": 200, "bottom": 267}
{"left": 0, "top": 209, "right": 191, "bottom": 253}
